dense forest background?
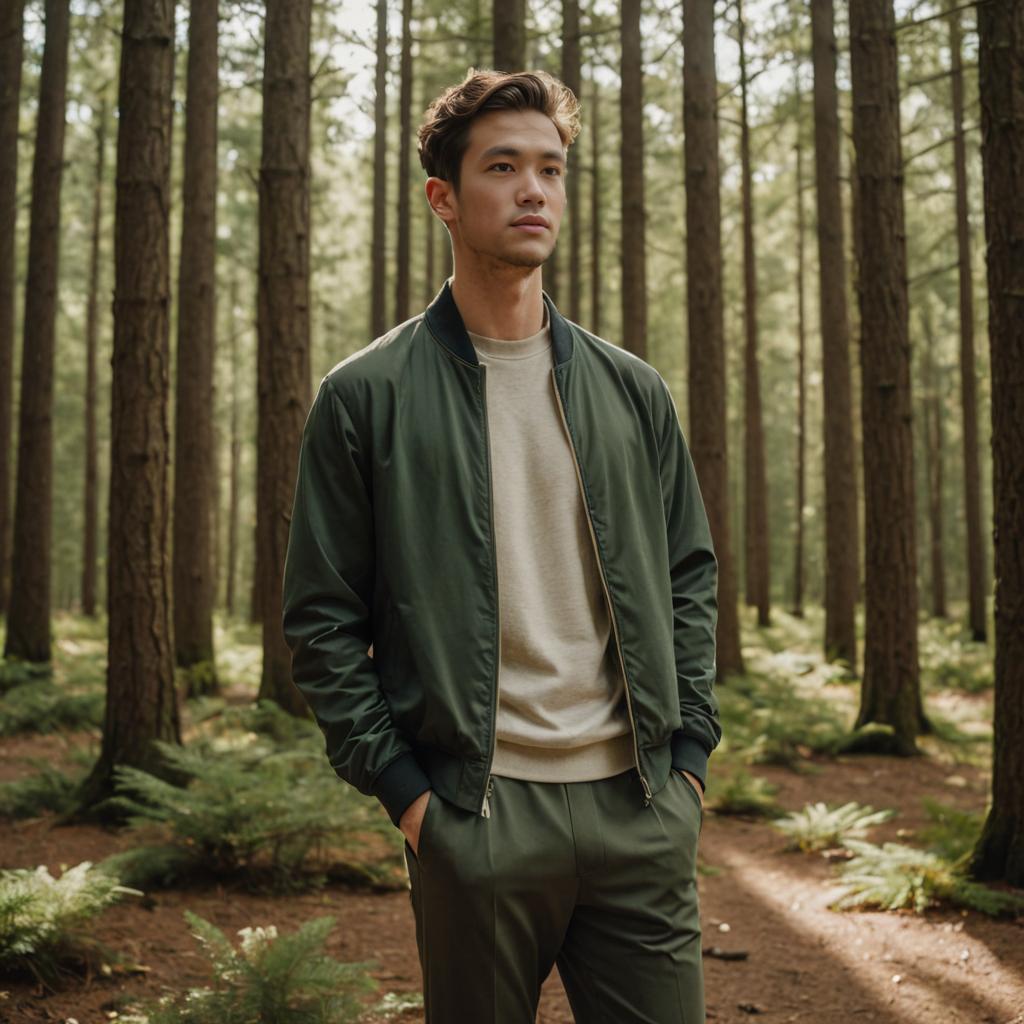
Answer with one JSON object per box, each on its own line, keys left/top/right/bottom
{"left": 4, "top": 0, "right": 990, "bottom": 617}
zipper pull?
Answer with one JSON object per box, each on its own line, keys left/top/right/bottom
{"left": 481, "top": 776, "right": 494, "bottom": 818}
{"left": 640, "top": 774, "right": 652, "bottom": 807}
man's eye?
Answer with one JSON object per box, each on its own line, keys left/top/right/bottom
{"left": 544, "top": 167, "right": 562, "bottom": 175}
{"left": 490, "top": 162, "right": 513, "bottom": 171}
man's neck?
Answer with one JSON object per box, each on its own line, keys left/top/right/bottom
{"left": 451, "top": 265, "right": 546, "bottom": 341}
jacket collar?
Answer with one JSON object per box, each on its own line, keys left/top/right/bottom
{"left": 424, "top": 278, "right": 574, "bottom": 368}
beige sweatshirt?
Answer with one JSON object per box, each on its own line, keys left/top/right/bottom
{"left": 468, "top": 307, "right": 635, "bottom": 782}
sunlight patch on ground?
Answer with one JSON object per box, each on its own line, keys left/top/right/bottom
{"left": 714, "top": 842, "right": 1024, "bottom": 1024}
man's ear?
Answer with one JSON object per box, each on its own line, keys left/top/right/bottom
{"left": 425, "top": 177, "right": 456, "bottom": 226}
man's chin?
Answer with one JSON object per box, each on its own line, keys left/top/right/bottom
{"left": 496, "top": 245, "right": 555, "bottom": 270}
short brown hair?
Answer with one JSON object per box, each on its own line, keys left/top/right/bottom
{"left": 418, "top": 68, "right": 581, "bottom": 191}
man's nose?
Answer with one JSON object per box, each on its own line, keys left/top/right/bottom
{"left": 517, "top": 169, "right": 546, "bottom": 203}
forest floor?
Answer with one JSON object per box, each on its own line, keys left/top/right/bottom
{"left": 2, "top": 609, "right": 1023, "bottom": 1024}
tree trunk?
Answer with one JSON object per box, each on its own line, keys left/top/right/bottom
{"left": 620, "top": 0, "right": 646, "bottom": 360}
{"left": 173, "top": 0, "right": 218, "bottom": 691}
{"left": 948, "top": 1, "right": 986, "bottom": 643}
{"left": 590, "top": 73, "right": 601, "bottom": 336}
{"left": 4, "top": 0, "right": 71, "bottom": 665}
{"left": 682, "top": 0, "right": 743, "bottom": 680}
{"left": 562, "top": 0, "right": 581, "bottom": 323}
{"left": 394, "top": 0, "right": 412, "bottom": 324}
{"left": 0, "top": 0, "right": 25, "bottom": 617}
{"left": 256, "top": 0, "right": 312, "bottom": 714}
{"left": 792, "top": 73, "right": 806, "bottom": 619}
{"left": 371, "top": 0, "right": 387, "bottom": 338}
{"left": 810, "top": 0, "right": 859, "bottom": 668}
{"left": 76, "top": 0, "right": 180, "bottom": 815}
{"left": 737, "top": 0, "right": 770, "bottom": 627}
{"left": 226, "top": 272, "right": 240, "bottom": 616}
{"left": 921, "top": 300, "right": 946, "bottom": 619}
{"left": 969, "top": 0, "right": 1024, "bottom": 888}
{"left": 493, "top": 0, "right": 525, "bottom": 71}
{"left": 849, "top": 0, "right": 922, "bottom": 752}
{"left": 82, "top": 96, "right": 107, "bottom": 618}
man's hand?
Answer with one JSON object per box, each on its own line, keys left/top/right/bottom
{"left": 400, "top": 789, "right": 432, "bottom": 857}
{"left": 677, "top": 769, "right": 705, "bottom": 810}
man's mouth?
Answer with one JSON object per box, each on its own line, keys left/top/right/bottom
{"left": 511, "top": 217, "right": 549, "bottom": 233}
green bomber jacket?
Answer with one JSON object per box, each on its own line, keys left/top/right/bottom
{"left": 281, "top": 280, "right": 722, "bottom": 827}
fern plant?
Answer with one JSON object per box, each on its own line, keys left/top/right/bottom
{"left": 0, "top": 861, "right": 141, "bottom": 986}
{"left": 773, "top": 801, "right": 894, "bottom": 853}
{"left": 126, "top": 911, "right": 377, "bottom": 1023}
{"left": 831, "top": 840, "right": 1024, "bottom": 917}
{"left": 95, "top": 739, "right": 401, "bottom": 891}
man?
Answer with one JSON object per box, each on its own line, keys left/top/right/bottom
{"left": 282, "top": 68, "right": 721, "bottom": 1024}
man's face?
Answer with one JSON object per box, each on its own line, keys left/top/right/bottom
{"left": 438, "top": 108, "right": 567, "bottom": 270}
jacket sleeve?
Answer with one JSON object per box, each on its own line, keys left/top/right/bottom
{"left": 281, "top": 375, "right": 431, "bottom": 827}
{"left": 654, "top": 375, "right": 722, "bottom": 792}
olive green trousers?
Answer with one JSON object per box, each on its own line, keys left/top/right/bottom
{"left": 403, "top": 766, "right": 705, "bottom": 1023}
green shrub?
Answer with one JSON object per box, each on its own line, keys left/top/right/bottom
{"left": 717, "top": 672, "right": 849, "bottom": 769}
{"left": 0, "top": 658, "right": 53, "bottom": 695}
{"left": 0, "top": 680, "right": 103, "bottom": 735}
{"left": 95, "top": 739, "right": 402, "bottom": 891}
{"left": 831, "top": 839, "right": 1024, "bottom": 917}
{"left": 0, "top": 759, "right": 84, "bottom": 818}
{"left": 0, "top": 861, "right": 141, "bottom": 986}
{"left": 773, "top": 801, "right": 894, "bottom": 853}
{"left": 918, "top": 798, "right": 985, "bottom": 862}
{"left": 708, "top": 769, "right": 780, "bottom": 818}
{"left": 121, "top": 911, "right": 377, "bottom": 1023}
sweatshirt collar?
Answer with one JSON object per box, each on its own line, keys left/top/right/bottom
{"left": 425, "top": 278, "right": 574, "bottom": 368}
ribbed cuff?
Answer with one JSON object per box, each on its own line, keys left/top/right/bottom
{"left": 372, "top": 752, "right": 432, "bottom": 826}
{"left": 670, "top": 732, "right": 710, "bottom": 793}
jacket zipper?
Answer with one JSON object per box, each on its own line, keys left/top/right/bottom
{"left": 479, "top": 364, "right": 498, "bottom": 817}
{"left": 551, "top": 368, "right": 652, "bottom": 807}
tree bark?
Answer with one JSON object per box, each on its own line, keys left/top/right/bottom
{"left": 969, "top": 0, "right": 1024, "bottom": 888}
{"left": 76, "top": 0, "right": 180, "bottom": 814}
{"left": 4, "top": 0, "right": 71, "bottom": 664}
{"left": 256, "top": 0, "right": 312, "bottom": 714}
{"left": 562, "top": 0, "right": 581, "bottom": 323}
{"left": 226, "top": 271, "right": 240, "bottom": 616}
{"left": 921, "top": 300, "right": 946, "bottom": 619}
{"left": 793, "top": 74, "right": 806, "bottom": 619}
{"left": 82, "top": 96, "right": 107, "bottom": 618}
{"left": 0, "top": 0, "right": 25, "bottom": 617}
{"left": 810, "top": 0, "right": 859, "bottom": 668}
{"left": 849, "top": 0, "right": 922, "bottom": 751}
{"left": 682, "top": 0, "right": 743, "bottom": 679}
{"left": 948, "top": 1, "right": 986, "bottom": 643}
{"left": 620, "top": 0, "right": 646, "bottom": 360}
{"left": 394, "top": 0, "right": 412, "bottom": 323}
{"left": 737, "top": 0, "right": 770, "bottom": 627}
{"left": 173, "top": 0, "right": 218, "bottom": 690}
{"left": 589, "top": 73, "right": 602, "bottom": 336}
{"left": 493, "top": 0, "right": 525, "bottom": 71}
{"left": 371, "top": 0, "right": 387, "bottom": 338}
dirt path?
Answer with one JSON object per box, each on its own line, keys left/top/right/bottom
{"left": 2, "top": 735, "right": 1023, "bottom": 1024}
